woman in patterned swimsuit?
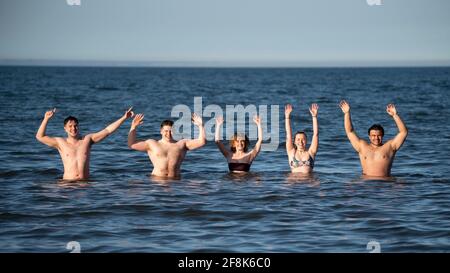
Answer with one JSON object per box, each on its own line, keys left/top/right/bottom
{"left": 285, "top": 103, "right": 319, "bottom": 174}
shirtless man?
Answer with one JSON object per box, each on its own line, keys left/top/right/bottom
{"left": 36, "top": 107, "right": 134, "bottom": 180}
{"left": 339, "top": 100, "right": 408, "bottom": 177}
{"left": 127, "top": 113, "right": 206, "bottom": 178}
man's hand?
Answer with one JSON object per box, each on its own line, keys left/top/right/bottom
{"left": 131, "top": 114, "right": 144, "bottom": 130}
{"left": 309, "top": 103, "right": 319, "bottom": 117}
{"left": 285, "top": 104, "right": 293, "bottom": 118}
{"left": 123, "top": 107, "right": 134, "bottom": 120}
{"left": 386, "top": 103, "right": 397, "bottom": 117}
{"left": 339, "top": 100, "right": 350, "bottom": 114}
{"left": 191, "top": 113, "right": 203, "bottom": 126}
{"left": 44, "top": 108, "right": 56, "bottom": 120}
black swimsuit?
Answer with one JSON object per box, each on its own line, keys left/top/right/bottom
{"left": 228, "top": 162, "right": 251, "bottom": 172}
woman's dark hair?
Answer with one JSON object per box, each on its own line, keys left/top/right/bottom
{"left": 293, "top": 131, "right": 307, "bottom": 149}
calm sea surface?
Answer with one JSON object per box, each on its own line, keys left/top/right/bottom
{"left": 0, "top": 66, "right": 449, "bottom": 252}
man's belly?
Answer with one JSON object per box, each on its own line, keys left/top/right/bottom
{"left": 62, "top": 159, "right": 89, "bottom": 180}
{"left": 152, "top": 166, "right": 180, "bottom": 178}
{"left": 361, "top": 159, "right": 392, "bottom": 177}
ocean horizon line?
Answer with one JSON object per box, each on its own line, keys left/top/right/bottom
{"left": 1, "top": 59, "right": 450, "bottom": 69}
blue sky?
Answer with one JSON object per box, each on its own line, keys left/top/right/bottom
{"left": 0, "top": 0, "right": 449, "bottom": 66}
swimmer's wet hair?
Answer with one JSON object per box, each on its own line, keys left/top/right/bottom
{"left": 160, "top": 120, "right": 174, "bottom": 128}
{"left": 368, "top": 124, "right": 384, "bottom": 136}
{"left": 293, "top": 131, "right": 307, "bottom": 149}
{"left": 294, "top": 131, "right": 307, "bottom": 139}
{"left": 64, "top": 116, "right": 79, "bottom": 126}
{"left": 230, "top": 133, "right": 250, "bottom": 153}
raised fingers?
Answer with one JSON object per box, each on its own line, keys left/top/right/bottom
{"left": 339, "top": 100, "right": 349, "bottom": 113}
{"left": 134, "top": 113, "right": 144, "bottom": 123}
{"left": 309, "top": 103, "right": 319, "bottom": 116}
{"left": 215, "top": 116, "right": 224, "bottom": 123}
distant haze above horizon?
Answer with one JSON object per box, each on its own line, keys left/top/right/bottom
{"left": 1, "top": 0, "right": 449, "bottom": 67}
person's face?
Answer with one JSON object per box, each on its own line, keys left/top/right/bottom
{"left": 294, "top": 134, "right": 307, "bottom": 150}
{"left": 64, "top": 120, "right": 79, "bottom": 138}
{"left": 234, "top": 136, "right": 246, "bottom": 152}
{"left": 160, "top": 125, "right": 173, "bottom": 140}
{"left": 369, "top": 130, "right": 383, "bottom": 146}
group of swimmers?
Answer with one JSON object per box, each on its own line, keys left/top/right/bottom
{"left": 36, "top": 100, "right": 408, "bottom": 181}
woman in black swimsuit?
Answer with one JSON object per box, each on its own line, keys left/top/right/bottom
{"left": 215, "top": 115, "right": 263, "bottom": 173}
{"left": 285, "top": 103, "right": 319, "bottom": 174}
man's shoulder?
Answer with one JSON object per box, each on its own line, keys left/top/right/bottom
{"left": 53, "top": 137, "right": 65, "bottom": 143}
{"left": 382, "top": 140, "right": 396, "bottom": 150}
{"left": 146, "top": 139, "right": 158, "bottom": 144}
{"left": 175, "top": 139, "right": 190, "bottom": 149}
{"left": 357, "top": 140, "right": 371, "bottom": 153}
{"left": 82, "top": 133, "right": 93, "bottom": 140}
{"left": 145, "top": 139, "right": 160, "bottom": 149}
{"left": 81, "top": 134, "right": 96, "bottom": 143}
{"left": 358, "top": 139, "right": 370, "bottom": 147}
{"left": 173, "top": 139, "right": 184, "bottom": 145}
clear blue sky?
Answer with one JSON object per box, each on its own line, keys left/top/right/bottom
{"left": 1, "top": 0, "right": 449, "bottom": 66}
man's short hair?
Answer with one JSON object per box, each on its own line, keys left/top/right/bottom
{"left": 160, "top": 120, "right": 174, "bottom": 128}
{"left": 368, "top": 124, "right": 384, "bottom": 136}
{"left": 64, "top": 116, "right": 79, "bottom": 126}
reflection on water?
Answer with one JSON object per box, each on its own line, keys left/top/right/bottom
{"left": 223, "top": 172, "right": 263, "bottom": 184}
{"left": 359, "top": 175, "right": 398, "bottom": 182}
{"left": 285, "top": 172, "right": 320, "bottom": 186}
{"left": 57, "top": 179, "right": 92, "bottom": 189}
{"left": 148, "top": 174, "right": 181, "bottom": 185}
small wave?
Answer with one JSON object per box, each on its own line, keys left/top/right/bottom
{"left": 0, "top": 170, "right": 23, "bottom": 178}
{"left": 0, "top": 212, "right": 35, "bottom": 221}
{"left": 92, "top": 85, "right": 120, "bottom": 91}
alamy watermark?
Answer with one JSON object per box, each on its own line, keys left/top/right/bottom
{"left": 171, "top": 97, "right": 280, "bottom": 151}
{"left": 65, "top": 240, "right": 382, "bottom": 252}
{"left": 66, "top": 241, "right": 81, "bottom": 253}
{"left": 66, "top": 0, "right": 81, "bottom": 6}
{"left": 366, "top": 240, "right": 381, "bottom": 253}
{"left": 366, "top": 0, "right": 382, "bottom": 6}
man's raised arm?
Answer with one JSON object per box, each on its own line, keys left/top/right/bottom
{"left": 339, "top": 100, "right": 363, "bottom": 153}
{"left": 386, "top": 104, "right": 408, "bottom": 151}
{"left": 36, "top": 108, "right": 59, "bottom": 148}
{"left": 128, "top": 113, "right": 149, "bottom": 152}
{"left": 91, "top": 107, "right": 134, "bottom": 143}
{"left": 186, "top": 113, "right": 206, "bottom": 151}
